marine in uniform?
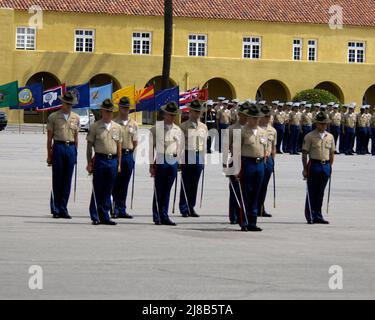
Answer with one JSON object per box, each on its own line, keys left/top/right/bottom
{"left": 47, "top": 91, "right": 80, "bottom": 219}
{"left": 238, "top": 103, "right": 267, "bottom": 232}
{"left": 371, "top": 109, "right": 375, "bottom": 155}
{"left": 329, "top": 104, "right": 341, "bottom": 154}
{"left": 112, "top": 97, "right": 138, "bottom": 219}
{"left": 201, "top": 100, "right": 217, "bottom": 153}
{"left": 216, "top": 100, "right": 231, "bottom": 153}
{"left": 302, "top": 111, "right": 335, "bottom": 224}
{"left": 179, "top": 100, "right": 208, "bottom": 217}
{"left": 299, "top": 104, "right": 313, "bottom": 152}
{"left": 214, "top": 97, "right": 225, "bottom": 112}
{"left": 288, "top": 103, "right": 301, "bottom": 154}
{"left": 339, "top": 104, "right": 349, "bottom": 154}
{"left": 86, "top": 99, "right": 122, "bottom": 225}
{"left": 364, "top": 105, "right": 371, "bottom": 154}
{"left": 282, "top": 102, "right": 293, "bottom": 153}
{"left": 230, "top": 99, "right": 240, "bottom": 125}
{"left": 273, "top": 102, "right": 285, "bottom": 154}
{"left": 224, "top": 103, "right": 249, "bottom": 224}
{"left": 150, "top": 102, "right": 183, "bottom": 226}
{"left": 343, "top": 105, "right": 357, "bottom": 155}
{"left": 356, "top": 106, "right": 368, "bottom": 155}
{"left": 258, "top": 104, "right": 277, "bottom": 218}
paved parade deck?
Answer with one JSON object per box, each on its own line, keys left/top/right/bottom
{"left": 0, "top": 126, "right": 374, "bottom": 299}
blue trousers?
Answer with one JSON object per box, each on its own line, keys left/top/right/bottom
{"left": 330, "top": 125, "right": 341, "bottom": 149}
{"left": 179, "top": 151, "right": 204, "bottom": 214}
{"left": 305, "top": 161, "right": 331, "bottom": 222}
{"left": 89, "top": 155, "right": 118, "bottom": 222}
{"left": 258, "top": 157, "right": 274, "bottom": 216}
{"left": 356, "top": 127, "right": 367, "bottom": 154}
{"left": 112, "top": 151, "right": 135, "bottom": 216}
{"left": 339, "top": 127, "right": 346, "bottom": 153}
{"left": 372, "top": 128, "right": 375, "bottom": 155}
{"left": 345, "top": 127, "right": 355, "bottom": 155}
{"left": 239, "top": 157, "right": 265, "bottom": 228}
{"left": 365, "top": 127, "right": 371, "bottom": 153}
{"left": 300, "top": 126, "right": 312, "bottom": 152}
{"left": 289, "top": 125, "right": 300, "bottom": 154}
{"left": 273, "top": 123, "right": 285, "bottom": 153}
{"left": 153, "top": 157, "right": 178, "bottom": 222}
{"left": 282, "top": 127, "right": 290, "bottom": 153}
{"left": 228, "top": 176, "right": 240, "bottom": 223}
{"left": 50, "top": 143, "right": 77, "bottom": 216}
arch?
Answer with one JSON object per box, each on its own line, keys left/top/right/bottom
{"left": 202, "top": 77, "right": 236, "bottom": 100}
{"left": 24, "top": 72, "right": 62, "bottom": 124}
{"left": 144, "top": 75, "right": 177, "bottom": 91}
{"left": 363, "top": 84, "right": 375, "bottom": 106}
{"left": 314, "top": 81, "right": 344, "bottom": 102}
{"left": 256, "top": 79, "right": 291, "bottom": 102}
{"left": 89, "top": 73, "right": 121, "bottom": 92}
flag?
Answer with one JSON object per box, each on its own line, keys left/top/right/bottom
{"left": 136, "top": 85, "right": 154, "bottom": 102}
{"left": 68, "top": 83, "right": 90, "bottom": 109}
{"left": 137, "top": 86, "right": 179, "bottom": 112}
{"left": 90, "top": 83, "right": 113, "bottom": 109}
{"left": 112, "top": 85, "right": 136, "bottom": 112}
{"left": 36, "top": 84, "right": 66, "bottom": 112}
{"left": 0, "top": 81, "right": 19, "bottom": 108}
{"left": 179, "top": 87, "right": 208, "bottom": 112}
{"left": 9, "top": 83, "right": 44, "bottom": 110}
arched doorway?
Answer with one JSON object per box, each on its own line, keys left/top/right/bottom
{"left": 363, "top": 85, "right": 375, "bottom": 108}
{"left": 314, "top": 81, "right": 344, "bottom": 102}
{"left": 89, "top": 73, "right": 121, "bottom": 92}
{"left": 256, "top": 80, "right": 290, "bottom": 102}
{"left": 142, "top": 76, "right": 177, "bottom": 124}
{"left": 24, "top": 72, "right": 61, "bottom": 123}
{"left": 202, "top": 77, "right": 236, "bottom": 100}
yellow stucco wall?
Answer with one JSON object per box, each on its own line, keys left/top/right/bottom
{"left": 2, "top": 9, "right": 375, "bottom": 123}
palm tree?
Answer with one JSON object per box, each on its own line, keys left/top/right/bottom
{"left": 162, "top": 0, "right": 173, "bottom": 90}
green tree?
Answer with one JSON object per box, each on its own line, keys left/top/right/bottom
{"left": 293, "top": 89, "right": 340, "bottom": 104}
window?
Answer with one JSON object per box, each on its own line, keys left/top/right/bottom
{"left": 348, "top": 42, "right": 365, "bottom": 63}
{"left": 308, "top": 40, "right": 317, "bottom": 61}
{"left": 75, "top": 29, "right": 95, "bottom": 53}
{"left": 132, "top": 32, "right": 152, "bottom": 54}
{"left": 243, "top": 37, "right": 261, "bottom": 59}
{"left": 16, "top": 27, "right": 36, "bottom": 50}
{"left": 293, "top": 39, "right": 302, "bottom": 61}
{"left": 188, "top": 34, "right": 207, "bottom": 57}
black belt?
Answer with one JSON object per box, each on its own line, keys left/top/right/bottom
{"left": 122, "top": 149, "right": 134, "bottom": 154}
{"left": 242, "top": 156, "right": 264, "bottom": 163}
{"left": 54, "top": 140, "right": 75, "bottom": 146}
{"left": 311, "top": 159, "right": 330, "bottom": 165}
{"left": 96, "top": 153, "right": 117, "bottom": 160}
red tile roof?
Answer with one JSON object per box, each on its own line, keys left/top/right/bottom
{"left": 1, "top": 0, "right": 375, "bottom": 27}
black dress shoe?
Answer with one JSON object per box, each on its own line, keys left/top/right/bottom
{"left": 307, "top": 220, "right": 314, "bottom": 224}
{"left": 52, "top": 214, "right": 60, "bottom": 219}
{"left": 92, "top": 221, "right": 100, "bottom": 225}
{"left": 154, "top": 221, "right": 161, "bottom": 225}
{"left": 181, "top": 213, "right": 189, "bottom": 218}
{"left": 241, "top": 226, "right": 248, "bottom": 232}
{"left": 118, "top": 213, "right": 133, "bottom": 219}
{"left": 101, "top": 220, "right": 117, "bottom": 225}
{"left": 334, "top": 151, "right": 340, "bottom": 155}
{"left": 161, "top": 220, "right": 176, "bottom": 226}
{"left": 261, "top": 213, "right": 272, "bottom": 218}
{"left": 248, "top": 226, "right": 263, "bottom": 232}
{"left": 112, "top": 214, "right": 119, "bottom": 219}
{"left": 189, "top": 212, "right": 200, "bottom": 218}
{"left": 313, "top": 219, "right": 329, "bottom": 224}
{"left": 61, "top": 214, "right": 72, "bottom": 219}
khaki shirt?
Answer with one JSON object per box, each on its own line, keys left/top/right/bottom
{"left": 341, "top": 112, "right": 348, "bottom": 126}
{"left": 150, "top": 122, "right": 182, "bottom": 156}
{"left": 86, "top": 120, "right": 122, "bottom": 155}
{"left": 273, "top": 110, "right": 286, "bottom": 125}
{"left": 289, "top": 111, "right": 301, "bottom": 126}
{"left": 47, "top": 109, "right": 80, "bottom": 142}
{"left": 241, "top": 126, "right": 268, "bottom": 158}
{"left": 345, "top": 113, "right": 357, "bottom": 128}
{"left": 230, "top": 108, "right": 239, "bottom": 124}
{"left": 301, "top": 112, "right": 313, "bottom": 126}
{"left": 303, "top": 130, "right": 335, "bottom": 161}
{"left": 357, "top": 113, "right": 367, "bottom": 128}
{"left": 364, "top": 113, "right": 372, "bottom": 127}
{"left": 263, "top": 125, "right": 277, "bottom": 154}
{"left": 180, "top": 119, "right": 208, "bottom": 152}
{"left": 217, "top": 108, "right": 231, "bottom": 125}
{"left": 371, "top": 114, "right": 375, "bottom": 128}
{"left": 114, "top": 117, "right": 138, "bottom": 150}
{"left": 330, "top": 112, "right": 341, "bottom": 126}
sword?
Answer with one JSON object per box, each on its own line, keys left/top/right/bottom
{"left": 153, "top": 177, "right": 161, "bottom": 222}
{"left": 180, "top": 172, "right": 191, "bottom": 216}
{"left": 73, "top": 163, "right": 77, "bottom": 202}
{"left": 90, "top": 174, "right": 99, "bottom": 215}
{"left": 327, "top": 170, "right": 332, "bottom": 215}
{"left": 237, "top": 177, "right": 249, "bottom": 226}
{"left": 228, "top": 177, "right": 241, "bottom": 207}
{"left": 273, "top": 164, "right": 276, "bottom": 209}
{"left": 305, "top": 179, "right": 313, "bottom": 222}
{"left": 199, "top": 165, "right": 205, "bottom": 209}
{"left": 172, "top": 174, "right": 178, "bottom": 214}
{"left": 130, "top": 166, "right": 135, "bottom": 210}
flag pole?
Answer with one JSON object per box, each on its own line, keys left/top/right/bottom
{"left": 41, "top": 76, "right": 45, "bottom": 135}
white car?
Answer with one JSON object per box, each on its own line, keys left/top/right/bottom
{"left": 75, "top": 109, "right": 95, "bottom": 131}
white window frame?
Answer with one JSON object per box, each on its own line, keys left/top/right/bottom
{"left": 348, "top": 41, "right": 365, "bottom": 63}
{"left": 74, "top": 29, "right": 95, "bottom": 53}
{"left": 132, "top": 32, "right": 152, "bottom": 55}
{"left": 15, "top": 26, "right": 36, "bottom": 50}
{"left": 307, "top": 39, "right": 317, "bottom": 61}
{"left": 188, "top": 34, "right": 207, "bottom": 57}
{"left": 293, "top": 38, "right": 303, "bottom": 61}
{"left": 242, "top": 36, "right": 262, "bottom": 59}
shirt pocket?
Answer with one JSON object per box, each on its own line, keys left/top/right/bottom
{"left": 69, "top": 120, "right": 79, "bottom": 130}
{"left": 111, "top": 128, "right": 120, "bottom": 142}
{"left": 325, "top": 140, "right": 333, "bottom": 149}
{"left": 244, "top": 134, "right": 256, "bottom": 145}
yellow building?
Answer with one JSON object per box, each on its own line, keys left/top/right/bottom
{"left": 1, "top": 0, "right": 375, "bottom": 124}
